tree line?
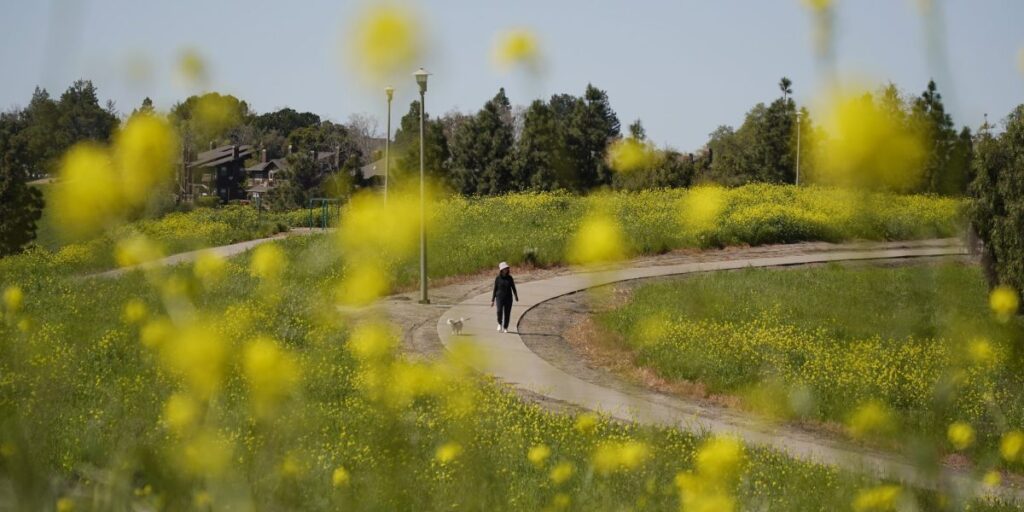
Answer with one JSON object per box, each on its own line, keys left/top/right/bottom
{"left": 0, "top": 76, "right": 997, "bottom": 258}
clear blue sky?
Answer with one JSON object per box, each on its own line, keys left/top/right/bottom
{"left": 2, "top": 0, "right": 1022, "bottom": 150}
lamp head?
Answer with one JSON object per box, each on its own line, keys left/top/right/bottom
{"left": 413, "top": 68, "right": 430, "bottom": 93}
{"left": 385, "top": 86, "right": 394, "bottom": 101}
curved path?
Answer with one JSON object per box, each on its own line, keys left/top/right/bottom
{"left": 436, "top": 242, "right": 1023, "bottom": 501}
{"left": 88, "top": 228, "right": 321, "bottom": 279}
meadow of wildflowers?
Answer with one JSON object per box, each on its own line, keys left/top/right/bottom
{"left": 601, "top": 263, "right": 1024, "bottom": 477}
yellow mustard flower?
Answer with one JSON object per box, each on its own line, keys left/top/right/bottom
{"left": 567, "top": 212, "right": 626, "bottom": 266}
{"left": 114, "top": 235, "right": 163, "bottom": 268}
{"left": 163, "top": 392, "right": 201, "bottom": 433}
{"left": 574, "top": 412, "right": 599, "bottom": 434}
{"left": 176, "top": 48, "right": 207, "bottom": 86}
{"left": 56, "top": 497, "right": 74, "bottom": 512}
{"left": 250, "top": 243, "right": 286, "bottom": 280}
{"left": 179, "top": 429, "right": 232, "bottom": 477}
{"left": 679, "top": 186, "right": 727, "bottom": 234}
{"left": 160, "top": 323, "right": 227, "bottom": 399}
{"left": 193, "top": 250, "right": 227, "bottom": 284}
{"left": 695, "top": 436, "right": 745, "bottom": 482}
{"left": 847, "top": 401, "right": 894, "bottom": 439}
{"left": 815, "top": 87, "right": 927, "bottom": 191}
{"left": 3, "top": 286, "right": 23, "bottom": 313}
{"left": 243, "top": 337, "right": 301, "bottom": 415}
{"left": 549, "top": 461, "right": 574, "bottom": 485}
{"left": 492, "top": 28, "right": 540, "bottom": 72}
{"left": 1000, "top": 431, "right": 1024, "bottom": 462}
{"left": 346, "top": 5, "right": 423, "bottom": 84}
{"left": 989, "top": 285, "right": 1019, "bottom": 322}
{"left": 435, "top": 442, "right": 462, "bottom": 464}
{"left": 53, "top": 143, "right": 121, "bottom": 238}
{"left": 607, "top": 137, "right": 660, "bottom": 173}
{"left": 983, "top": 470, "right": 1002, "bottom": 488}
{"left": 592, "top": 440, "right": 649, "bottom": 475}
{"left": 121, "top": 299, "right": 147, "bottom": 324}
{"left": 947, "top": 421, "right": 975, "bottom": 451}
{"left": 114, "top": 113, "right": 178, "bottom": 207}
{"left": 527, "top": 444, "right": 551, "bottom": 468}
{"left": 852, "top": 484, "right": 902, "bottom": 512}
{"left": 332, "top": 466, "right": 351, "bottom": 487}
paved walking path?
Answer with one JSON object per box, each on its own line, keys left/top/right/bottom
{"left": 435, "top": 241, "right": 1023, "bottom": 501}
{"left": 88, "top": 228, "right": 323, "bottom": 278}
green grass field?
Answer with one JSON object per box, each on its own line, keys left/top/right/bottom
{"left": 1, "top": 186, "right": 1013, "bottom": 510}
{"left": 600, "top": 263, "right": 1024, "bottom": 462}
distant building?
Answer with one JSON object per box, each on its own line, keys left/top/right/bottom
{"left": 187, "top": 144, "right": 255, "bottom": 203}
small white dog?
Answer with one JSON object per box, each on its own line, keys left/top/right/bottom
{"left": 446, "top": 317, "right": 467, "bottom": 335}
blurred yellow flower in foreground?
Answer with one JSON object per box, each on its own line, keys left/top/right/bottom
{"left": 989, "top": 285, "right": 1019, "bottom": 322}
{"left": 607, "top": 137, "right": 660, "bottom": 173}
{"left": 675, "top": 436, "right": 746, "bottom": 512}
{"left": 816, "top": 89, "right": 926, "bottom": 191}
{"left": 984, "top": 470, "right": 1002, "bottom": 488}
{"left": 121, "top": 299, "right": 147, "bottom": 324}
{"left": 336, "top": 262, "right": 391, "bottom": 307}
{"left": 139, "top": 317, "right": 173, "bottom": 349}
{"left": 53, "top": 144, "right": 121, "bottom": 238}
{"left": 567, "top": 212, "right": 626, "bottom": 266}
{"left": 56, "top": 497, "right": 74, "bottom": 512}
{"left": 161, "top": 324, "right": 227, "bottom": 399}
{"left": 176, "top": 48, "right": 207, "bottom": 86}
{"left": 801, "top": 0, "right": 832, "bottom": 11}
{"left": 680, "top": 186, "right": 727, "bottom": 234}
{"left": 243, "top": 337, "right": 301, "bottom": 414}
{"left": 492, "top": 28, "right": 540, "bottom": 72}
{"left": 346, "top": 5, "right": 423, "bottom": 84}
{"left": 114, "top": 113, "right": 178, "bottom": 207}
{"left": 847, "top": 401, "right": 894, "bottom": 439}
{"left": 3, "top": 286, "right": 23, "bottom": 313}
{"left": 54, "top": 114, "right": 179, "bottom": 239}
{"left": 695, "top": 437, "right": 744, "bottom": 481}
{"left": 592, "top": 440, "right": 649, "bottom": 475}
{"left": 250, "top": 244, "right": 286, "bottom": 280}
{"left": 179, "top": 429, "right": 232, "bottom": 477}
{"left": 435, "top": 442, "right": 462, "bottom": 464}
{"left": 1000, "top": 431, "right": 1024, "bottom": 462}
{"left": 163, "top": 392, "right": 201, "bottom": 433}
{"left": 574, "top": 412, "right": 599, "bottom": 434}
{"left": 348, "top": 322, "right": 397, "bottom": 362}
{"left": 549, "top": 461, "right": 574, "bottom": 485}
{"left": 193, "top": 250, "right": 227, "bottom": 284}
{"left": 332, "top": 466, "right": 351, "bottom": 487}
{"left": 115, "top": 235, "right": 163, "bottom": 268}
{"left": 947, "top": 421, "right": 975, "bottom": 450}
{"left": 527, "top": 444, "right": 551, "bottom": 468}
{"left": 852, "top": 484, "right": 902, "bottom": 512}
{"left": 338, "top": 190, "right": 421, "bottom": 259}
{"left": 966, "top": 337, "right": 996, "bottom": 365}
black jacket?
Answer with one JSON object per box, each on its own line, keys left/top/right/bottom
{"left": 492, "top": 274, "right": 518, "bottom": 303}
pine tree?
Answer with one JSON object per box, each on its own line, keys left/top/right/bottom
{"left": 393, "top": 101, "right": 450, "bottom": 183}
{"left": 449, "top": 88, "right": 515, "bottom": 194}
{"left": 0, "top": 111, "right": 44, "bottom": 255}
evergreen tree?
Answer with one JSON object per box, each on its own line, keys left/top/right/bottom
{"left": 393, "top": 101, "right": 450, "bottom": 183}
{"left": 132, "top": 97, "right": 156, "bottom": 117}
{"left": 449, "top": 88, "right": 515, "bottom": 194}
{"left": 912, "top": 80, "right": 971, "bottom": 195}
{"left": 56, "top": 80, "right": 119, "bottom": 150}
{"left": 0, "top": 111, "right": 44, "bottom": 255}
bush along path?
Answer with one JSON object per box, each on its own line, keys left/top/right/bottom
{"left": 433, "top": 238, "right": 1024, "bottom": 501}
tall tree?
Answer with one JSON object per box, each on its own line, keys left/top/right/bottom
{"left": 56, "top": 80, "right": 118, "bottom": 150}
{"left": 252, "top": 108, "right": 320, "bottom": 138}
{"left": 514, "top": 99, "right": 570, "bottom": 190}
{"left": 449, "top": 88, "right": 516, "bottom": 194}
{"left": 912, "top": 80, "right": 971, "bottom": 195}
{"left": 779, "top": 77, "right": 793, "bottom": 101}
{"left": 969, "top": 104, "right": 1024, "bottom": 299}
{"left": 0, "top": 111, "right": 44, "bottom": 255}
{"left": 393, "top": 101, "right": 450, "bottom": 183}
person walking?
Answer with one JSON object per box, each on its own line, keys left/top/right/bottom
{"left": 491, "top": 261, "right": 518, "bottom": 333}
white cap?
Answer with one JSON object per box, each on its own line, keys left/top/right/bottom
{"left": 498, "top": 261, "right": 510, "bottom": 271}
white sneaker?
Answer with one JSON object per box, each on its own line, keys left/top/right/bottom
{"left": 497, "top": 324, "right": 502, "bottom": 332}
{"left": 502, "top": 328, "right": 508, "bottom": 333}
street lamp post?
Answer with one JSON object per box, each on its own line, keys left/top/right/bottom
{"left": 795, "top": 109, "right": 803, "bottom": 186}
{"left": 414, "top": 68, "right": 430, "bottom": 304}
{"left": 384, "top": 86, "right": 394, "bottom": 203}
